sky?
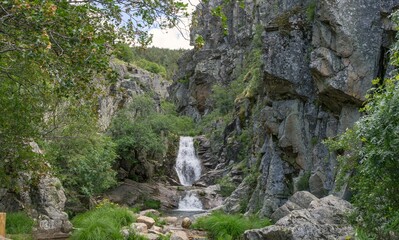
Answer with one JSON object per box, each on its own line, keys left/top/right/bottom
{"left": 149, "top": 0, "right": 199, "bottom": 50}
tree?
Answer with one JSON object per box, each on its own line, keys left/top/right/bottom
{"left": 0, "top": 0, "right": 187, "bottom": 187}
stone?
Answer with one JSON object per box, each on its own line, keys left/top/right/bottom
{"left": 137, "top": 216, "right": 155, "bottom": 229}
{"left": 171, "top": 231, "right": 189, "bottom": 240}
{"left": 150, "top": 225, "right": 163, "bottom": 233}
{"left": 140, "top": 209, "right": 161, "bottom": 217}
{"left": 244, "top": 195, "right": 354, "bottom": 240}
{"left": 181, "top": 217, "right": 192, "bottom": 229}
{"left": 130, "top": 222, "right": 148, "bottom": 234}
{"left": 288, "top": 191, "right": 319, "bottom": 209}
{"left": 120, "top": 227, "right": 130, "bottom": 239}
{"left": 143, "top": 233, "right": 160, "bottom": 240}
{"left": 161, "top": 216, "right": 178, "bottom": 225}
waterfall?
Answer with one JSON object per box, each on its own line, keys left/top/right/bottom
{"left": 175, "top": 136, "right": 204, "bottom": 211}
{"left": 175, "top": 136, "right": 202, "bottom": 186}
{"left": 178, "top": 192, "right": 203, "bottom": 211}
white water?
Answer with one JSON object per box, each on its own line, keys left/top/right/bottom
{"left": 177, "top": 192, "right": 203, "bottom": 211}
{"left": 175, "top": 136, "right": 204, "bottom": 211}
{"left": 175, "top": 136, "right": 202, "bottom": 186}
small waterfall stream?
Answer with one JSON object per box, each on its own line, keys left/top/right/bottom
{"left": 175, "top": 136, "right": 203, "bottom": 211}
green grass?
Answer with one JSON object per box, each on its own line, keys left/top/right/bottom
{"left": 71, "top": 201, "right": 136, "bottom": 240}
{"left": 192, "top": 211, "right": 271, "bottom": 240}
{"left": 6, "top": 212, "right": 34, "bottom": 235}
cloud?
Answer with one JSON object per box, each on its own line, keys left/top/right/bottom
{"left": 149, "top": 0, "right": 199, "bottom": 49}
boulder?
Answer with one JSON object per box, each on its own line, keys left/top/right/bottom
{"left": 130, "top": 222, "right": 148, "bottom": 234}
{"left": 171, "top": 231, "right": 189, "bottom": 240}
{"left": 270, "top": 191, "right": 320, "bottom": 222}
{"left": 136, "top": 215, "right": 156, "bottom": 229}
{"left": 181, "top": 217, "right": 192, "bottom": 229}
{"left": 244, "top": 195, "right": 354, "bottom": 240}
{"left": 161, "top": 216, "right": 178, "bottom": 225}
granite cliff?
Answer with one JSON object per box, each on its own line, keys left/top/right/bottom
{"left": 170, "top": 0, "right": 399, "bottom": 217}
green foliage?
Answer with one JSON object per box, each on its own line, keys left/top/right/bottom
{"left": 195, "top": 35, "right": 205, "bottom": 49}
{"left": 211, "top": 5, "right": 228, "bottom": 36}
{"left": 71, "top": 200, "right": 135, "bottom": 240}
{"left": 135, "top": 59, "right": 167, "bottom": 77}
{"left": 296, "top": 172, "right": 311, "bottom": 191}
{"left": 325, "top": 77, "right": 399, "bottom": 238}
{"left": 306, "top": 0, "right": 317, "bottom": 22}
{"left": 217, "top": 176, "right": 237, "bottom": 197}
{"left": 45, "top": 105, "right": 117, "bottom": 197}
{"left": 109, "top": 95, "right": 196, "bottom": 181}
{"left": 0, "top": 0, "right": 187, "bottom": 188}
{"left": 129, "top": 47, "right": 186, "bottom": 79}
{"left": 192, "top": 211, "right": 271, "bottom": 240}
{"left": 143, "top": 199, "right": 161, "bottom": 210}
{"left": 115, "top": 43, "right": 134, "bottom": 63}
{"left": 6, "top": 212, "right": 34, "bottom": 235}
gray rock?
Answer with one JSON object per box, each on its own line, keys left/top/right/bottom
{"left": 244, "top": 195, "right": 354, "bottom": 240}
{"left": 171, "top": 231, "right": 189, "bottom": 240}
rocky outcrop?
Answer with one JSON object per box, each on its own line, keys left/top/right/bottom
{"left": 171, "top": 0, "right": 399, "bottom": 217}
{"left": 98, "top": 59, "right": 170, "bottom": 131}
{"left": 244, "top": 193, "right": 354, "bottom": 240}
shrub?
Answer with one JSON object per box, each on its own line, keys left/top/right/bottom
{"left": 6, "top": 212, "right": 34, "bottom": 234}
{"left": 192, "top": 211, "right": 271, "bottom": 240}
{"left": 71, "top": 200, "right": 135, "bottom": 240}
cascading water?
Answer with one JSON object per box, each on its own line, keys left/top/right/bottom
{"left": 175, "top": 136, "right": 203, "bottom": 211}
{"left": 178, "top": 192, "right": 203, "bottom": 211}
{"left": 175, "top": 136, "right": 202, "bottom": 186}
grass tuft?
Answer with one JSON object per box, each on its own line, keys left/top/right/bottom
{"left": 71, "top": 200, "right": 136, "bottom": 240}
{"left": 6, "top": 212, "right": 34, "bottom": 235}
{"left": 192, "top": 211, "right": 271, "bottom": 240}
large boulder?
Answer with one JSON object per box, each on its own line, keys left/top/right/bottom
{"left": 244, "top": 194, "right": 354, "bottom": 240}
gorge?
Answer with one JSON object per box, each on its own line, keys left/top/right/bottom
{"left": 1, "top": 0, "right": 399, "bottom": 239}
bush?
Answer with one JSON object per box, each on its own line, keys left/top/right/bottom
{"left": 134, "top": 59, "right": 167, "bottom": 77}
{"left": 71, "top": 200, "right": 135, "bottom": 240}
{"left": 6, "top": 212, "right": 34, "bottom": 235}
{"left": 192, "top": 211, "right": 271, "bottom": 240}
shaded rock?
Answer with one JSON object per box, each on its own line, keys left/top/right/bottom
{"left": 171, "top": 231, "right": 189, "bottom": 240}
{"left": 244, "top": 195, "right": 354, "bottom": 240}
{"left": 181, "top": 217, "right": 192, "bottom": 229}
{"left": 137, "top": 216, "right": 155, "bottom": 229}
{"left": 131, "top": 222, "right": 148, "bottom": 234}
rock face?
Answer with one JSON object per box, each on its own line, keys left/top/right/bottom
{"left": 98, "top": 59, "right": 170, "bottom": 131}
{"left": 170, "top": 0, "right": 399, "bottom": 216}
{"left": 244, "top": 193, "right": 354, "bottom": 240}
